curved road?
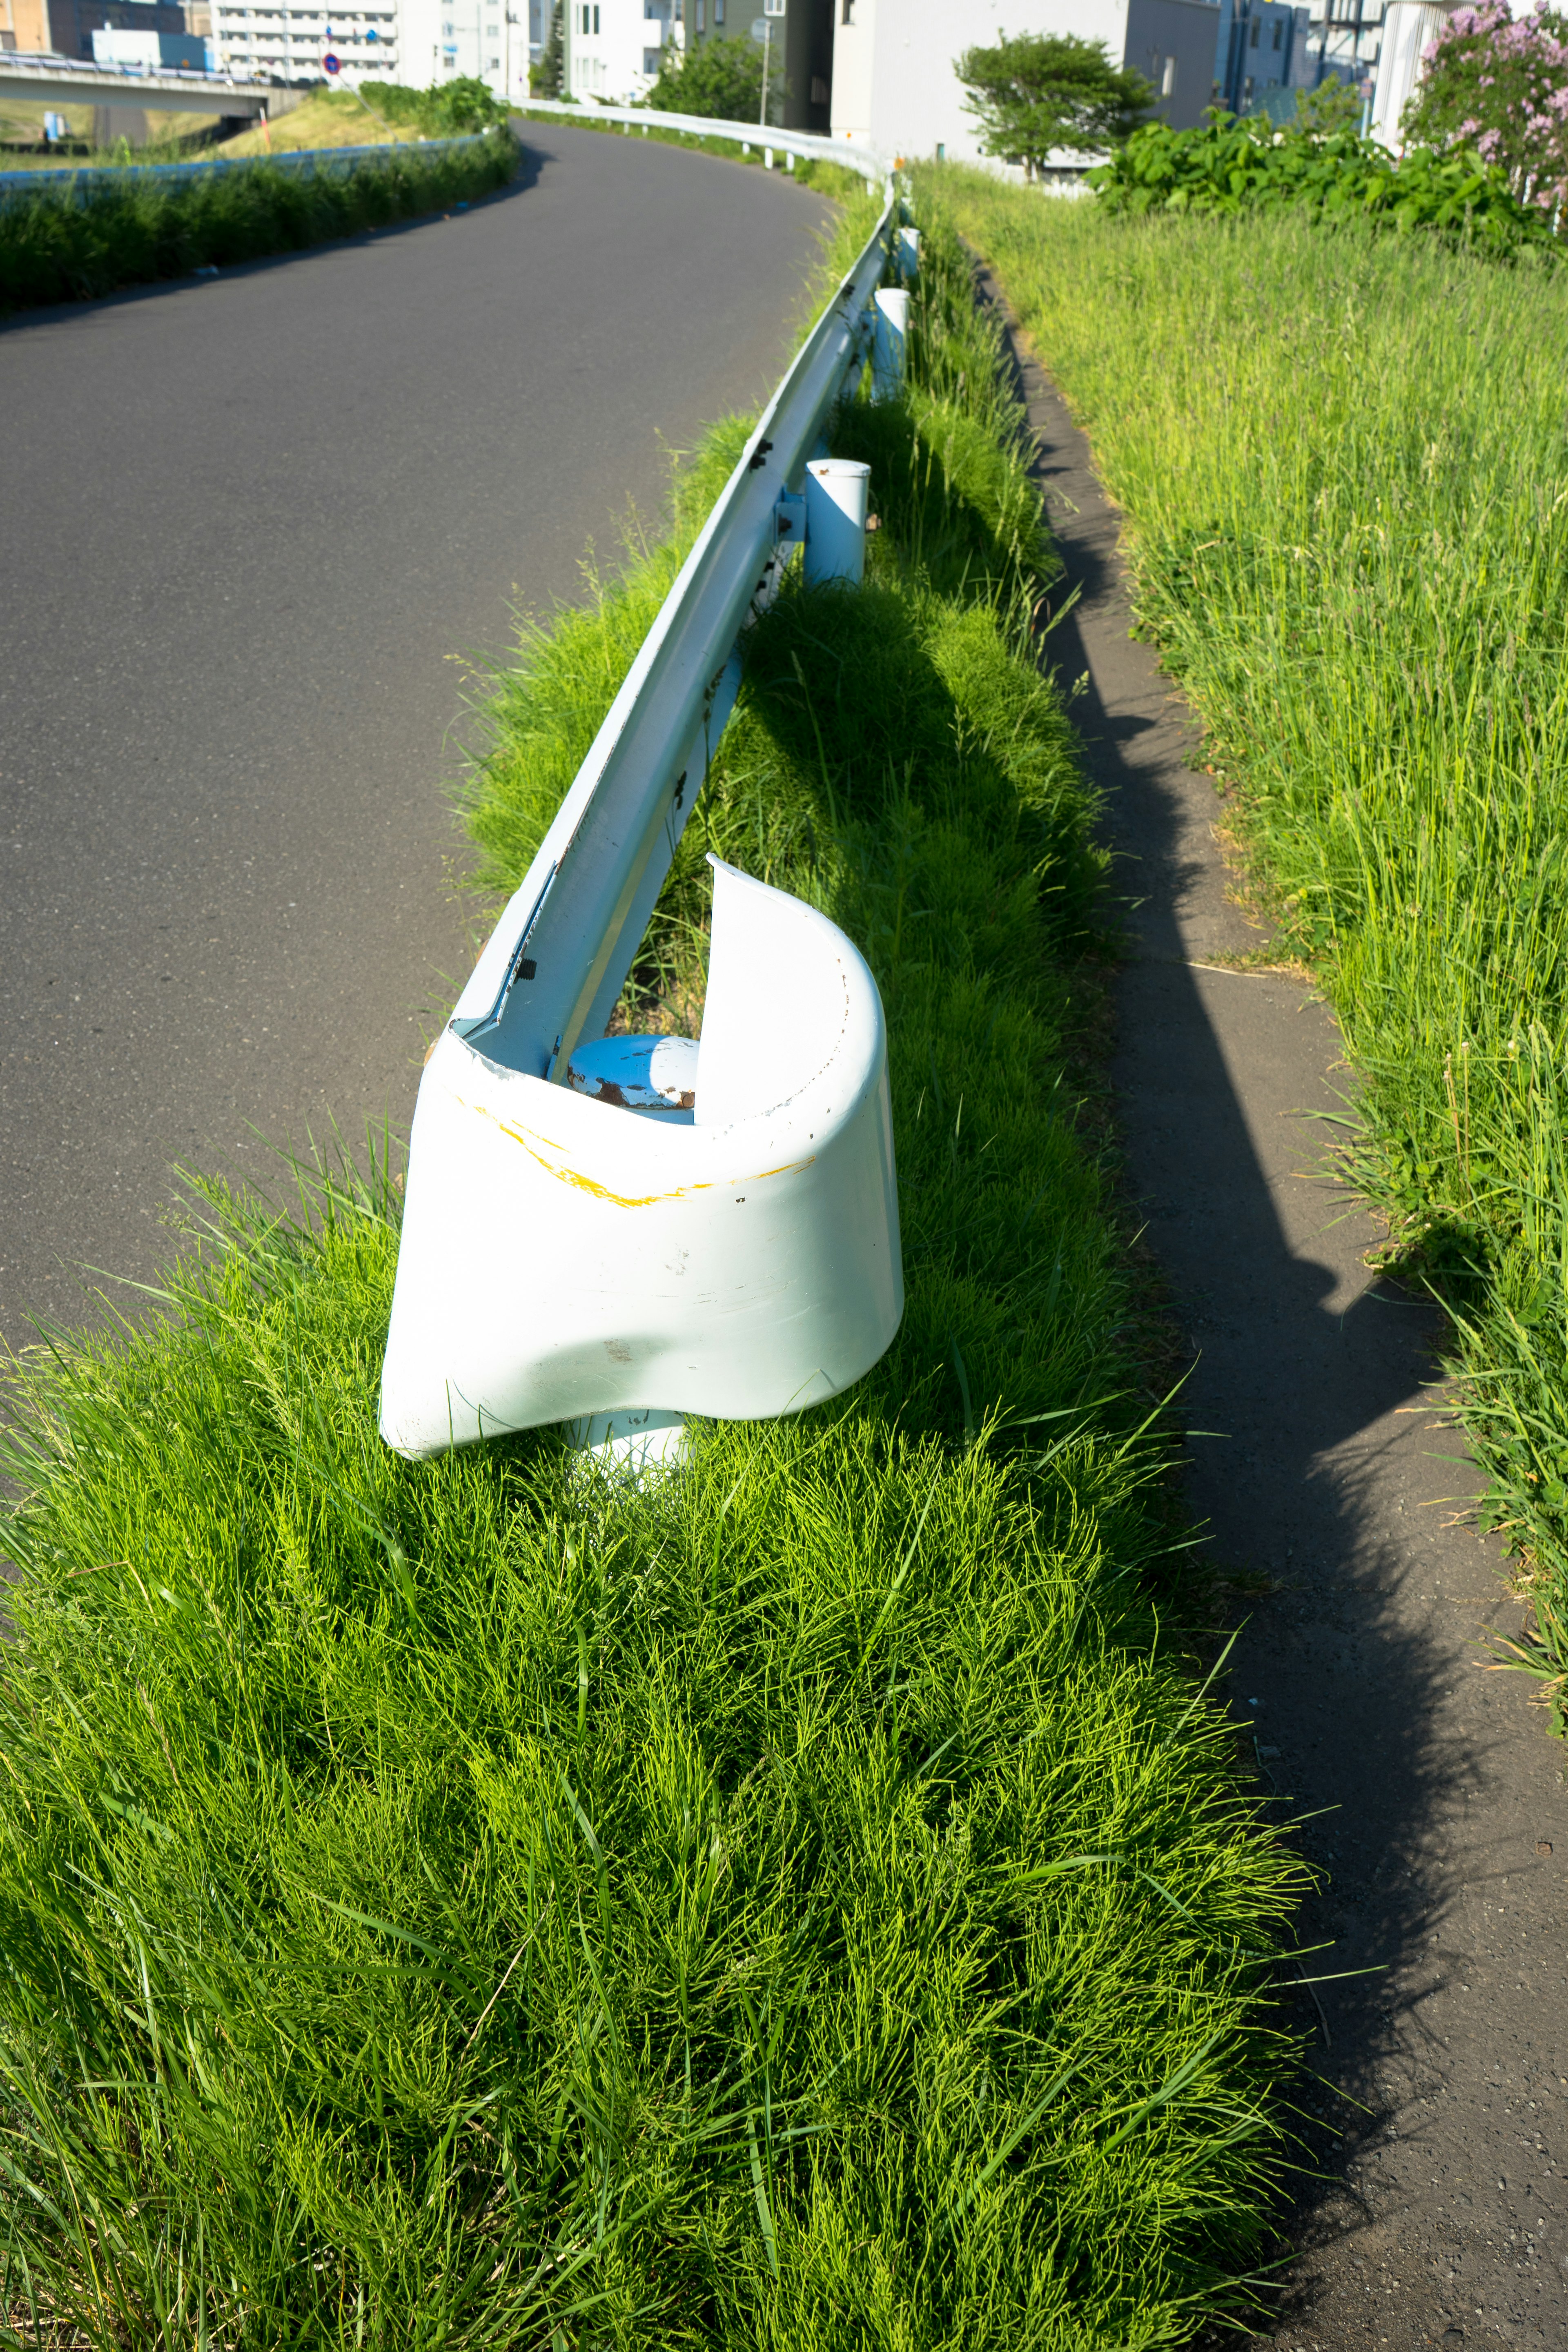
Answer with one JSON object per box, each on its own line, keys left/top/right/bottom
{"left": 0, "top": 125, "right": 835, "bottom": 1347}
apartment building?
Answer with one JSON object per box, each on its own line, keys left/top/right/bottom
{"left": 204, "top": 0, "right": 395, "bottom": 80}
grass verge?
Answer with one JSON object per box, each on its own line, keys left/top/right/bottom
{"left": 929, "top": 162, "right": 1568, "bottom": 1728}
{"left": 0, "top": 189, "right": 1308, "bottom": 2344}
{"left": 0, "top": 126, "right": 517, "bottom": 313}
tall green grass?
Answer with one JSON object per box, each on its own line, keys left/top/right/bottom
{"left": 0, "top": 128, "right": 516, "bottom": 311}
{"left": 0, "top": 196, "right": 1308, "bottom": 2345}
{"left": 933, "top": 165, "right": 1568, "bottom": 1724}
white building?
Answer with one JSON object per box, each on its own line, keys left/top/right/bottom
{"left": 397, "top": 0, "right": 528, "bottom": 96}
{"left": 830, "top": 0, "right": 1223, "bottom": 158}
{"left": 206, "top": 0, "right": 399, "bottom": 83}
{"left": 560, "top": 0, "right": 684, "bottom": 105}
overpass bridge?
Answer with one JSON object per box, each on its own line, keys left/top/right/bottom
{"left": 0, "top": 49, "right": 276, "bottom": 120}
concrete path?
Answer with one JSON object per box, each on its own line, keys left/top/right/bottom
{"left": 981, "top": 271, "right": 1568, "bottom": 2352}
{"left": 0, "top": 126, "right": 834, "bottom": 1351}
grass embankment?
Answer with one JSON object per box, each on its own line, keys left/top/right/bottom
{"left": 0, "top": 124, "right": 515, "bottom": 311}
{"left": 0, "top": 195, "right": 1307, "bottom": 2344}
{"left": 933, "top": 165, "right": 1568, "bottom": 1725}
{"left": 214, "top": 89, "right": 425, "bottom": 159}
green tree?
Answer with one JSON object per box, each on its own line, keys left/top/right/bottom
{"left": 1292, "top": 74, "right": 1363, "bottom": 136}
{"left": 644, "top": 33, "right": 767, "bottom": 121}
{"left": 531, "top": 0, "right": 564, "bottom": 96}
{"left": 956, "top": 31, "right": 1153, "bottom": 174}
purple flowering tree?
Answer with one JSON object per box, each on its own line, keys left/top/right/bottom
{"left": 1401, "top": 0, "right": 1568, "bottom": 208}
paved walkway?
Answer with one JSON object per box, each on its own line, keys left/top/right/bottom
{"left": 0, "top": 127, "right": 833, "bottom": 1352}
{"left": 980, "top": 268, "right": 1568, "bottom": 2352}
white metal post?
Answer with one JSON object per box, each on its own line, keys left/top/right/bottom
{"left": 897, "top": 225, "right": 920, "bottom": 283}
{"left": 871, "top": 287, "right": 908, "bottom": 403}
{"left": 803, "top": 459, "right": 870, "bottom": 587}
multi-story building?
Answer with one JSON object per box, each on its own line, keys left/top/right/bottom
{"left": 1213, "top": 0, "right": 1319, "bottom": 116}
{"left": 206, "top": 0, "right": 396, "bottom": 82}
{"left": 396, "top": 0, "right": 524, "bottom": 97}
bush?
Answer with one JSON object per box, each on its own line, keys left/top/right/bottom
{"left": 0, "top": 127, "right": 517, "bottom": 311}
{"left": 1401, "top": 1, "right": 1568, "bottom": 211}
{"left": 643, "top": 33, "right": 767, "bottom": 122}
{"left": 1089, "top": 105, "right": 1559, "bottom": 257}
{"left": 359, "top": 74, "right": 509, "bottom": 135}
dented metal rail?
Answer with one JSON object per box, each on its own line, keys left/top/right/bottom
{"left": 380, "top": 136, "right": 908, "bottom": 1461}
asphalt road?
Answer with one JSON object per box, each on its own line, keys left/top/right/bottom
{"left": 0, "top": 125, "right": 835, "bottom": 1348}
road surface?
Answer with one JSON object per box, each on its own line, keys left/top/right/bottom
{"left": 0, "top": 124, "right": 835, "bottom": 1347}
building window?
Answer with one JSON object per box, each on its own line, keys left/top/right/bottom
{"left": 695, "top": 0, "right": 704, "bottom": 24}
{"left": 1272, "top": 17, "right": 1283, "bottom": 45}
{"left": 714, "top": 0, "right": 723, "bottom": 17}
{"left": 841, "top": 0, "right": 853, "bottom": 21}
{"left": 1161, "top": 53, "right": 1175, "bottom": 94}
{"left": 810, "top": 71, "right": 827, "bottom": 102}
{"left": 644, "top": 44, "right": 659, "bottom": 68}
{"left": 1249, "top": 15, "right": 1260, "bottom": 41}
{"left": 934, "top": 140, "right": 944, "bottom": 160}
{"left": 593, "top": 2, "right": 599, "bottom": 25}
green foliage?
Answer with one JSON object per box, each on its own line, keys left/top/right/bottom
{"left": 643, "top": 34, "right": 768, "bottom": 123}
{"left": 359, "top": 74, "right": 510, "bottom": 134}
{"left": 0, "top": 127, "right": 517, "bottom": 311}
{"left": 956, "top": 32, "right": 1153, "bottom": 171}
{"left": 1087, "top": 105, "right": 1559, "bottom": 256}
{"left": 931, "top": 160, "right": 1568, "bottom": 1728}
{"left": 1400, "top": 1, "right": 1568, "bottom": 210}
{"left": 1291, "top": 76, "right": 1364, "bottom": 137}
{"left": 532, "top": 2, "right": 565, "bottom": 97}
{"left": 0, "top": 196, "right": 1307, "bottom": 2341}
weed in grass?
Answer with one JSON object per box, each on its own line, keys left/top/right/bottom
{"left": 930, "top": 163, "right": 1568, "bottom": 1726}
{"left": 0, "top": 192, "right": 1310, "bottom": 2344}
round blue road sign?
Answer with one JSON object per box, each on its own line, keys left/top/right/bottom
{"left": 322, "top": 50, "right": 341, "bottom": 71}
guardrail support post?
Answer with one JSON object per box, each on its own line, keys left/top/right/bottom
{"left": 804, "top": 459, "right": 870, "bottom": 588}
{"left": 897, "top": 225, "right": 920, "bottom": 283}
{"left": 871, "top": 288, "right": 909, "bottom": 403}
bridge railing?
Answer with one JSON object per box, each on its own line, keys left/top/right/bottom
{"left": 514, "top": 94, "right": 886, "bottom": 181}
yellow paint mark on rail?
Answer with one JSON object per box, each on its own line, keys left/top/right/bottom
{"left": 455, "top": 1096, "right": 815, "bottom": 1207}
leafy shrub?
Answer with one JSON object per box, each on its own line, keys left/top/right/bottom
{"left": 643, "top": 33, "right": 767, "bottom": 122}
{"left": 0, "top": 127, "right": 517, "bottom": 311}
{"left": 359, "top": 73, "right": 509, "bottom": 134}
{"left": 1401, "top": 0, "right": 1568, "bottom": 210}
{"left": 1089, "top": 106, "right": 1559, "bottom": 256}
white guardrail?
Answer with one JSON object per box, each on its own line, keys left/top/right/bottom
{"left": 380, "top": 107, "right": 918, "bottom": 1473}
